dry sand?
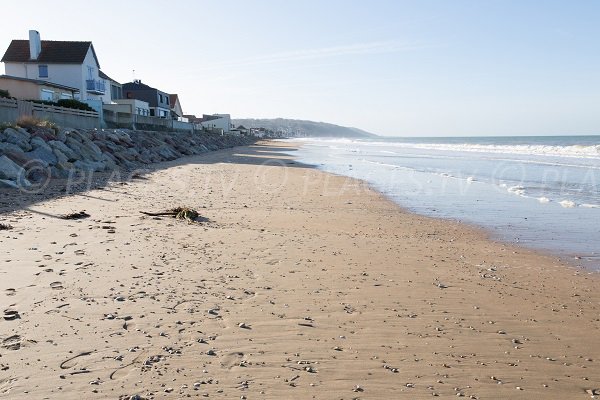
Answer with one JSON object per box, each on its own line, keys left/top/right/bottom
{"left": 0, "top": 141, "right": 599, "bottom": 399}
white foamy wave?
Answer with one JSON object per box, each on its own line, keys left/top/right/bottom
{"left": 580, "top": 203, "right": 600, "bottom": 208}
{"left": 538, "top": 197, "right": 551, "bottom": 203}
{"left": 559, "top": 200, "right": 577, "bottom": 208}
{"left": 467, "top": 176, "right": 476, "bottom": 182}
{"left": 297, "top": 138, "right": 600, "bottom": 160}
{"left": 508, "top": 185, "right": 526, "bottom": 196}
{"left": 397, "top": 143, "right": 600, "bottom": 159}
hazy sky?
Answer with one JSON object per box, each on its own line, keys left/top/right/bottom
{"left": 2, "top": 0, "right": 599, "bottom": 136}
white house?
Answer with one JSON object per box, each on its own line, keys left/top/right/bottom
{"left": 199, "top": 113, "right": 231, "bottom": 133}
{"left": 111, "top": 99, "right": 150, "bottom": 116}
{"left": 1, "top": 30, "right": 109, "bottom": 111}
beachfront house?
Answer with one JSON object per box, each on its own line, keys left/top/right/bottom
{"left": 122, "top": 80, "right": 171, "bottom": 118}
{"left": 0, "top": 74, "right": 79, "bottom": 101}
{"left": 100, "top": 70, "right": 123, "bottom": 103}
{"left": 1, "top": 30, "right": 110, "bottom": 112}
{"left": 199, "top": 114, "right": 232, "bottom": 133}
{"left": 169, "top": 94, "right": 186, "bottom": 121}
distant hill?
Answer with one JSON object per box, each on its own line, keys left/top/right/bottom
{"left": 231, "top": 118, "right": 377, "bottom": 138}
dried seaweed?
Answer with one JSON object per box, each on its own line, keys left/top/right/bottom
{"left": 140, "top": 207, "right": 200, "bottom": 223}
{"left": 61, "top": 211, "right": 90, "bottom": 220}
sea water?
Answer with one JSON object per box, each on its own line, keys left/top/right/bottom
{"left": 284, "top": 136, "right": 600, "bottom": 270}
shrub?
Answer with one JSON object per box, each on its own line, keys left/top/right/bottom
{"left": 0, "top": 89, "right": 10, "bottom": 98}
{"left": 26, "top": 99, "right": 94, "bottom": 111}
{"left": 16, "top": 115, "right": 58, "bottom": 132}
{"left": 28, "top": 99, "right": 57, "bottom": 106}
{"left": 57, "top": 99, "right": 94, "bottom": 111}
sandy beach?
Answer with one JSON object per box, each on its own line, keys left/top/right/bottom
{"left": 1, "top": 141, "right": 599, "bottom": 399}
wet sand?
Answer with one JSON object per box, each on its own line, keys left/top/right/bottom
{"left": 0, "top": 141, "right": 599, "bottom": 399}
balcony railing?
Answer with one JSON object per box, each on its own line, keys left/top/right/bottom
{"left": 86, "top": 79, "right": 106, "bottom": 94}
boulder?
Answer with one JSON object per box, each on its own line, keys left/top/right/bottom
{"left": 50, "top": 162, "right": 74, "bottom": 178}
{"left": 3, "top": 150, "right": 35, "bottom": 168}
{"left": 56, "top": 128, "right": 70, "bottom": 143}
{"left": 3, "top": 128, "right": 32, "bottom": 151}
{"left": 48, "top": 140, "right": 79, "bottom": 161}
{"left": 0, "top": 155, "right": 30, "bottom": 187}
{"left": 53, "top": 148, "right": 69, "bottom": 164}
{"left": 0, "top": 155, "right": 24, "bottom": 180}
{"left": 0, "top": 141, "right": 25, "bottom": 154}
{"left": 26, "top": 146, "right": 57, "bottom": 167}
{"left": 101, "top": 153, "right": 118, "bottom": 170}
{"left": 73, "top": 160, "right": 106, "bottom": 172}
{"left": 30, "top": 136, "right": 52, "bottom": 151}
{"left": 65, "top": 137, "right": 102, "bottom": 162}
{"left": 0, "top": 179, "right": 20, "bottom": 189}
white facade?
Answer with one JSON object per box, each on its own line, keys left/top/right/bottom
{"left": 200, "top": 114, "right": 231, "bottom": 132}
{"left": 3, "top": 43, "right": 107, "bottom": 103}
{"left": 113, "top": 99, "right": 150, "bottom": 116}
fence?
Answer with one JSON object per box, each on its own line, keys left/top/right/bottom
{"left": 0, "top": 98, "right": 100, "bottom": 129}
{"left": 103, "top": 108, "right": 194, "bottom": 133}
{"left": 0, "top": 98, "right": 18, "bottom": 122}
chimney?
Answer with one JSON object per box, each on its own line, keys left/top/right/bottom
{"left": 29, "top": 30, "right": 41, "bottom": 60}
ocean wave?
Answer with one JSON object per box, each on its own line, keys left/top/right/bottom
{"left": 508, "top": 185, "right": 526, "bottom": 196}
{"left": 396, "top": 143, "right": 600, "bottom": 159}
{"left": 559, "top": 200, "right": 577, "bottom": 208}
{"left": 295, "top": 138, "right": 600, "bottom": 160}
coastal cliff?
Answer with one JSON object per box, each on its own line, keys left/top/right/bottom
{"left": 0, "top": 126, "right": 257, "bottom": 188}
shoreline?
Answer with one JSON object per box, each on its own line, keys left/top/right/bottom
{"left": 1, "top": 141, "right": 599, "bottom": 399}
{"left": 280, "top": 138, "right": 600, "bottom": 272}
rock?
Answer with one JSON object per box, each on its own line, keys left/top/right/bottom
{"left": 0, "top": 179, "right": 20, "bottom": 189}
{"left": 0, "top": 141, "right": 25, "bottom": 154}
{"left": 26, "top": 145, "right": 58, "bottom": 167}
{"left": 65, "top": 137, "right": 102, "bottom": 162}
{"left": 48, "top": 140, "right": 79, "bottom": 161}
{"left": 51, "top": 162, "right": 75, "bottom": 178}
{"left": 73, "top": 160, "right": 106, "bottom": 172}
{"left": 2, "top": 149, "right": 34, "bottom": 168}
{"left": 3, "top": 127, "right": 32, "bottom": 151}
{"left": 30, "top": 136, "right": 52, "bottom": 151}
{"left": 53, "top": 148, "right": 69, "bottom": 164}
{"left": 0, "top": 155, "right": 26, "bottom": 181}
{"left": 56, "top": 128, "right": 69, "bottom": 143}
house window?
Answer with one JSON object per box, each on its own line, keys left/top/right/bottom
{"left": 158, "top": 94, "right": 163, "bottom": 103}
{"left": 40, "top": 89, "right": 54, "bottom": 101}
{"left": 38, "top": 65, "right": 48, "bottom": 78}
{"left": 87, "top": 66, "right": 94, "bottom": 80}
{"left": 165, "top": 96, "right": 169, "bottom": 105}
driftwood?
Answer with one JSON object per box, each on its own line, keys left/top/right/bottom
{"left": 0, "top": 223, "right": 13, "bottom": 230}
{"left": 61, "top": 211, "right": 90, "bottom": 220}
{"left": 140, "top": 207, "right": 200, "bottom": 223}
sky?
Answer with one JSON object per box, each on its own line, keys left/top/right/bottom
{"left": 1, "top": 0, "right": 599, "bottom": 136}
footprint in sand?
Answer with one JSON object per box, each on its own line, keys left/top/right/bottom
{"left": 4, "top": 288, "right": 15, "bottom": 296}
{"left": 3, "top": 310, "right": 20, "bottom": 321}
{"left": 2, "top": 335, "right": 23, "bottom": 350}
{"left": 50, "top": 281, "right": 64, "bottom": 290}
